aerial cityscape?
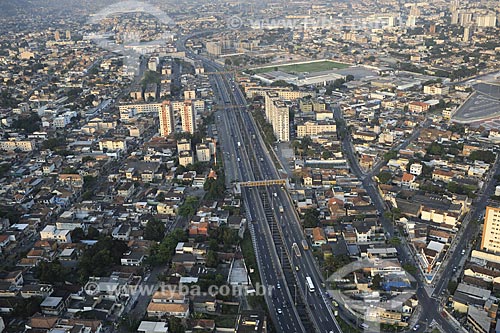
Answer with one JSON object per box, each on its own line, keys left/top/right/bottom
{"left": 0, "top": 0, "right": 500, "bottom": 332}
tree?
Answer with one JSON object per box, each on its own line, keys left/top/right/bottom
{"left": 35, "top": 260, "right": 69, "bottom": 283}
{"left": 169, "top": 317, "right": 185, "bottom": 333}
{"left": 345, "top": 74, "right": 355, "bottom": 82}
{"left": 87, "top": 226, "right": 100, "bottom": 239}
{"left": 11, "top": 113, "right": 41, "bottom": 133}
{"left": 469, "top": 150, "right": 495, "bottom": 164}
{"left": 322, "top": 151, "right": 333, "bottom": 160}
{"left": 206, "top": 250, "right": 219, "bottom": 268}
{"left": 303, "top": 208, "right": 320, "bottom": 228}
{"left": 383, "top": 150, "right": 397, "bottom": 161}
{"left": 447, "top": 280, "right": 458, "bottom": 294}
{"left": 372, "top": 274, "right": 382, "bottom": 289}
{"left": 78, "top": 237, "right": 128, "bottom": 282}
{"left": 141, "top": 70, "right": 161, "bottom": 87}
{"left": 332, "top": 78, "right": 346, "bottom": 89}
{"left": 71, "top": 228, "right": 85, "bottom": 243}
{"left": 13, "top": 297, "right": 42, "bottom": 319}
{"left": 178, "top": 196, "right": 199, "bottom": 217}
{"left": 42, "top": 138, "right": 66, "bottom": 150}
{"left": 148, "top": 228, "right": 187, "bottom": 265}
{"left": 377, "top": 171, "right": 392, "bottom": 184}
{"left": 144, "top": 219, "right": 165, "bottom": 242}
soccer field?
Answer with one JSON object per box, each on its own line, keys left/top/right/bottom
{"left": 252, "top": 61, "right": 350, "bottom": 74}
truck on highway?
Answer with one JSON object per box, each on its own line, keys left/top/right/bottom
{"left": 292, "top": 242, "right": 301, "bottom": 257}
{"left": 279, "top": 205, "right": 284, "bottom": 213}
{"left": 301, "top": 239, "right": 309, "bottom": 250}
{"left": 306, "top": 276, "right": 315, "bottom": 292}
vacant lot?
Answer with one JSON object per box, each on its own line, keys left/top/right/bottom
{"left": 252, "top": 61, "right": 350, "bottom": 74}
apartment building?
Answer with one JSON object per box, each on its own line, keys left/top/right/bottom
{"left": 159, "top": 101, "right": 175, "bottom": 137}
{"left": 180, "top": 100, "right": 196, "bottom": 134}
{"left": 297, "top": 121, "right": 336, "bottom": 138}
{"left": 481, "top": 206, "right": 500, "bottom": 253}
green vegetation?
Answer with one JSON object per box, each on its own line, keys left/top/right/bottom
{"left": 144, "top": 219, "right": 166, "bottom": 242}
{"left": 70, "top": 228, "right": 85, "bottom": 243}
{"left": 402, "top": 264, "right": 417, "bottom": 275}
{"left": 335, "top": 315, "right": 360, "bottom": 333}
{"left": 42, "top": 138, "right": 67, "bottom": 150}
{"left": 0, "top": 89, "right": 19, "bottom": 108}
{"left": 323, "top": 254, "right": 351, "bottom": 275}
{"left": 141, "top": 70, "right": 161, "bottom": 88}
{"left": 178, "top": 196, "right": 199, "bottom": 217}
{"left": 11, "top": 113, "right": 41, "bottom": 134}
{"left": 148, "top": 228, "right": 188, "bottom": 266}
{"left": 205, "top": 250, "right": 219, "bottom": 267}
{"left": 204, "top": 168, "right": 226, "bottom": 200}
{"left": 208, "top": 226, "right": 239, "bottom": 251}
{"left": 0, "top": 163, "right": 11, "bottom": 177}
{"left": 377, "top": 171, "right": 393, "bottom": 184}
{"left": 241, "top": 230, "right": 260, "bottom": 284}
{"left": 469, "top": 150, "right": 496, "bottom": 164}
{"left": 303, "top": 208, "right": 320, "bottom": 228}
{"left": 447, "top": 181, "right": 477, "bottom": 197}
{"left": 389, "top": 237, "right": 401, "bottom": 246}
{"left": 292, "top": 136, "right": 314, "bottom": 157}
{"left": 12, "top": 297, "right": 42, "bottom": 319}
{"left": 252, "top": 109, "right": 277, "bottom": 145}
{"left": 383, "top": 150, "right": 398, "bottom": 161}
{"left": 447, "top": 280, "right": 458, "bottom": 294}
{"left": 372, "top": 274, "right": 382, "bottom": 289}
{"left": 270, "top": 80, "right": 297, "bottom": 89}
{"left": 168, "top": 317, "right": 185, "bottom": 333}
{"left": 251, "top": 61, "right": 349, "bottom": 74}
{"left": 77, "top": 237, "right": 128, "bottom": 282}
{"left": 427, "top": 142, "right": 445, "bottom": 155}
{"left": 34, "top": 260, "right": 71, "bottom": 283}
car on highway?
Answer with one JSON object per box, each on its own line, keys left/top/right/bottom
{"left": 276, "top": 308, "right": 282, "bottom": 314}
{"left": 276, "top": 283, "right": 281, "bottom": 289}
{"left": 412, "top": 324, "right": 420, "bottom": 331}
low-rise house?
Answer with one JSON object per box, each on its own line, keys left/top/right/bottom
{"left": 192, "top": 294, "right": 218, "bottom": 313}
{"left": 147, "top": 303, "right": 190, "bottom": 318}
{"left": 40, "top": 296, "right": 66, "bottom": 315}
{"left": 120, "top": 250, "right": 145, "bottom": 266}
{"left": 432, "top": 169, "right": 455, "bottom": 183}
{"left": 20, "top": 284, "right": 54, "bottom": 298}
{"left": 112, "top": 224, "right": 131, "bottom": 241}
{"left": 138, "top": 321, "right": 169, "bottom": 333}
{"left": 312, "top": 227, "right": 327, "bottom": 247}
{"left": 40, "top": 225, "right": 72, "bottom": 243}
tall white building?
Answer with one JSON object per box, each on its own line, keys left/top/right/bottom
{"left": 180, "top": 100, "right": 196, "bottom": 134}
{"left": 159, "top": 101, "right": 175, "bottom": 137}
{"left": 476, "top": 14, "right": 497, "bottom": 28}
{"left": 264, "top": 92, "right": 290, "bottom": 142}
{"left": 273, "top": 101, "right": 290, "bottom": 142}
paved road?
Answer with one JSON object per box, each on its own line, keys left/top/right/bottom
{"left": 208, "top": 67, "right": 305, "bottom": 332}
{"left": 333, "top": 103, "right": 500, "bottom": 332}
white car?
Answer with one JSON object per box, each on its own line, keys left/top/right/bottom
{"left": 277, "top": 308, "right": 282, "bottom": 314}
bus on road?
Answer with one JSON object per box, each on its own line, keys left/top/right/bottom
{"left": 306, "top": 276, "right": 315, "bottom": 292}
{"left": 301, "top": 239, "right": 309, "bottom": 250}
{"left": 292, "top": 242, "right": 301, "bottom": 257}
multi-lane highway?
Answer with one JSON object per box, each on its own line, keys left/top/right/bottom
{"left": 187, "top": 47, "right": 342, "bottom": 331}
{"left": 208, "top": 69, "right": 306, "bottom": 332}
